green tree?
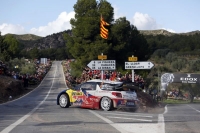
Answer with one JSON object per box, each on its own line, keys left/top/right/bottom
{"left": 46, "top": 48, "right": 56, "bottom": 60}
{"left": 172, "top": 58, "right": 187, "bottom": 71}
{"left": 181, "top": 84, "right": 200, "bottom": 103}
{"left": 6, "top": 57, "right": 36, "bottom": 74}
{"left": 110, "top": 17, "right": 148, "bottom": 65}
{"left": 166, "top": 52, "right": 177, "bottom": 64}
{"left": 39, "top": 49, "right": 49, "bottom": 59}
{"left": 0, "top": 32, "right": 4, "bottom": 53}
{"left": 20, "top": 62, "right": 36, "bottom": 75}
{"left": 152, "top": 49, "right": 170, "bottom": 58}
{"left": 3, "top": 34, "right": 21, "bottom": 58}
{"left": 0, "top": 33, "right": 9, "bottom": 56}
{"left": 189, "top": 59, "right": 200, "bottom": 72}
{"left": 19, "top": 49, "right": 29, "bottom": 58}
{"left": 55, "top": 48, "right": 68, "bottom": 60}
{"left": 65, "top": 0, "right": 149, "bottom": 77}
{"left": 1, "top": 50, "right": 11, "bottom": 61}
{"left": 29, "top": 47, "right": 40, "bottom": 59}
{"left": 7, "top": 58, "right": 22, "bottom": 72}
{"left": 65, "top": 0, "right": 113, "bottom": 76}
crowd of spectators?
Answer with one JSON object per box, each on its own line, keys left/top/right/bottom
{"left": 0, "top": 60, "right": 7, "bottom": 75}
{"left": 0, "top": 59, "right": 51, "bottom": 89}
{"left": 167, "top": 89, "right": 190, "bottom": 99}
{"left": 63, "top": 60, "right": 145, "bottom": 88}
{"left": 168, "top": 90, "right": 180, "bottom": 97}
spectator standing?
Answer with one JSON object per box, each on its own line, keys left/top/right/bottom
{"left": 23, "top": 74, "right": 29, "bottom": 89}
{"left": 105, "top": 71, "right": 110, "bottom": 80}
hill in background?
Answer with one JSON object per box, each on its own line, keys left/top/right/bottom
{"left": 139, "top": 29, "right": 200, "bottom": 36}
{"left": 6, "top": 33, "right": 42, "bottom": 41}
{"left": 4, "top": 29, "right": 200, "bottom": 51}
{"left": 4, "top": 30, "right": 71, "bottom": 50}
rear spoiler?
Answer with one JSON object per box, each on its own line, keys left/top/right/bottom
{"left": 115, "top": 84, "right": 139, "bottom": 91}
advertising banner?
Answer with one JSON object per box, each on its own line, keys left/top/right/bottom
{"left": 160, "top": 73, "right": 200, "bottom": 91}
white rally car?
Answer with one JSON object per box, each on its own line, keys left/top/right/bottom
{"left": 57, "top": 79, "right": 139, "bottom": 111}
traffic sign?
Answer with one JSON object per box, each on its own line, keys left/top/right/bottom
{"left": 98, "top": 55, "right": 107, "bottom": 60}
{"left": 87, "top": 60, "right": 116, "bottom": 70}
{"left": 128, "top": 57, "right": 138, "bottom": 61}
{"left": 125, "top": 61, "right": 154, "bottom": 69}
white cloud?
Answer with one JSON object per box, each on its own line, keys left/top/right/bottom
{"left": 30, "top": 11, "right": 75, "bottom": 37}
{"left": 0, "top": 11, "right": 75, "bottom": 37}
{"left": 131, "top": 12, "right": 176, "bottom": 33}
{"left": 0, "top": 23, "right": 26, "bottom": 35}
{"left": 0, "top": 10, "right": 177, "bottom": 36}
{"left": 131, "top": 12, "right": 159, "bottom": 30}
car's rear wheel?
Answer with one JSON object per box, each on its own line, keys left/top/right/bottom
{"left": 100, "top": 97, "right": 112, "bottom": 111}
{"left": 59, "top": 94, "right": 69, "bottom": 108}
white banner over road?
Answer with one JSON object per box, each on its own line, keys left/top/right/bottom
{"left": 125, "top": 61, "right": 154, "bottom": 69}
{"left": 87, "top": 60, "right": 116, "bottom": 70}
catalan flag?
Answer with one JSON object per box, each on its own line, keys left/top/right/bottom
{"left": 100, "top": 15, "right": 109, "bottom": 39}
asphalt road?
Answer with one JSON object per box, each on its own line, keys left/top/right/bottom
{"left": 0, "top": 61, "right": 200, "bottom": 133}
{"left": 164, "top": 104, "right": 200, "bottom": 133}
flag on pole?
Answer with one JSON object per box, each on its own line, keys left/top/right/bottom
{"left": 100, "top": 15, "right": 109, "bottom": 39}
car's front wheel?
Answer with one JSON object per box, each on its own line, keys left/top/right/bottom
{"left": 59, "top": 94, "right": 69, "bottom": 108}
{"left": 100, "top": 97, "right": 112, "bottom": 111}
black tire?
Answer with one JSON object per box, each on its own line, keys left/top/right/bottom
{"left": 59, "top": 94, "right": 69, "bottom": 108}
{"left": 100, "top": 97, "right": 112, "bottom": 111}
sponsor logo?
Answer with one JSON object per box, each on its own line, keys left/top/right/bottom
{"left": 72, "top": 92, "right": 83, "bottom": 96}
{"left": 180, "top": 74, "right": 198, "bottom": 83}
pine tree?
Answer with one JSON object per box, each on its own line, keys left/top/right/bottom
{"left": 65, "top": 0, "right": 114, "bottom": 76}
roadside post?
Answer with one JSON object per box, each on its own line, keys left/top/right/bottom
{"left": 127, "top": 55, "right": 138, "bottom": 82}
{"left": 98, "top": 53, "right": 107, "bottom": 80}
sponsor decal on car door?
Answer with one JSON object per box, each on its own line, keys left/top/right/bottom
{"left": 71, "top": 91, "right": 84, "bottom": 106}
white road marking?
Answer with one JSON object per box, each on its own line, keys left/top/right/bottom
{"left": 101, "top": 112, "right": 153, "bottom": 118}
{"left": 115, "top": 111, "right": 150, "bottom": 115}
{"left": 89, "top": 110, "right": 128, "bottom": 133}
{"left": 164, "top": 104, "right": 168, "bottom": 114}
{"left": 0, "top": 65, "right": 57, "bottom": 133}
{"left": 187, "top": 105, "right": 200, "bottom": 113}
{"left": 107, "top": 116, "right": 152, "bottom": 122}
{"left": 158, "top": 114, "right": 165, "bottom": 133}
{"left": 89, "top": 109, "right": 166, "bottom": 133}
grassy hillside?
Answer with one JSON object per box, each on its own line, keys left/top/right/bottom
{"left": 139, "top": 29, "right": 200, "bottom": 36}
{"left": 5, "top": 33, "right": 42, "bottom": 41}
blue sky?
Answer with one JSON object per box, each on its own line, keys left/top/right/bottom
{"left": 0, "top": 0, "right": 199, "bottom": 37}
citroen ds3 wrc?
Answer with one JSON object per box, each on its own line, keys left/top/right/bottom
{"left": 57, "top": 79, "right": 139, "bottom": 111}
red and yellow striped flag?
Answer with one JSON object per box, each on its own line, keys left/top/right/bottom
{"left": 100, "top": 15, "right": 109, "bottom": 39}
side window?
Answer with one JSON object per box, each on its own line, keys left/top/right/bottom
{"left": 99, "top": 82, "right": 107, "bottom": 90}
{"left": 99, "top": 83, "right": 119, "bottom": 91}
{"left": 81, "top": 83, "right": 96, "bottom": 90}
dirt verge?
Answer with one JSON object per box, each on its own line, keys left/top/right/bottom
{"left": 0, "top": 75, "right": 38, "bottom": 104}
